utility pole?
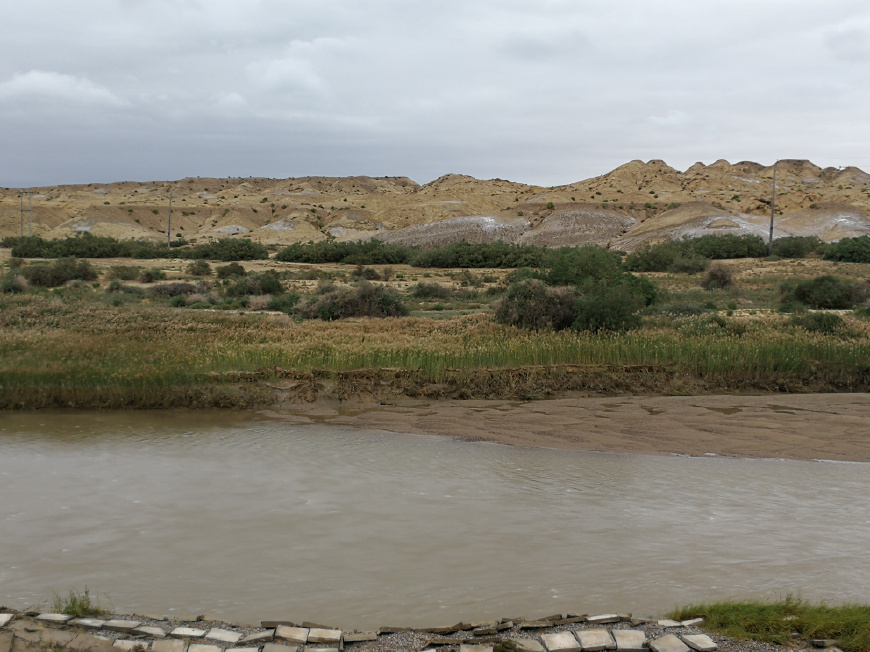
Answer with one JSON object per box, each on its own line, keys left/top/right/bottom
{"left": 167, "top": 191, "right": 172, "bottom": 247}
{"left": 19, "top": 190, "right": 33, "bottom": 237}
{"left": 768, "top": 160, "right": 778, "bottom": 256}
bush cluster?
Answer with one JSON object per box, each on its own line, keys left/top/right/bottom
{"left": 22, "top": 258, "right": 98, "bottom": 287}
{"left": 780, "top": 275, "right": 856, "bottom": 310}
{"left": 771, "top": 236, "right": 826, "bottom": 259}
{"left": 624, "top": 234, "right": 767, "bottom": 273}
{"left": 276, "top": 240, "right": 411, "bottom": 265}
{"left": 823, "top": 236, "right": 870, "bottom": 263}
{"left": 224, "top": 271, "right": 283, "bottom": 297}
{"left": 297, "top": 280, "right": 408, "bottom": 320}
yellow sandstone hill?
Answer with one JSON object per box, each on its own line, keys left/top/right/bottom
{"left": 1, "top": 159, "right": 868, "bottom": 250}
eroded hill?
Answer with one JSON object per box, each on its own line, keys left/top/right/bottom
{"left": 2, "top": 159, "right": 869, "bottom": 250}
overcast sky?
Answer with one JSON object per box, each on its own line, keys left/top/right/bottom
{"left": 1, "top": 0, "right": 869, "bottom": 188}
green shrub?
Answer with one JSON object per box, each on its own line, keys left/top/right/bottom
{"left": 267, "top": 293, "right": 300, "bottom": 314}
{"left": 225, "top": 271, "right": 283, "bottom": 297}
{"left": 572, "top": 279, "right": 645, "bottom": 332}
{"left": 542, "top": 245, "right": 624, "bottom": 286}
{"left": 106, "top": 265, "right": 140, "bottom": 281}
{"left": 410, "top": 282, "right": 452, "bottom": 299}
{"left": 790, "top": 312, "right": 845, "bottom": 334}
{"left": 624, "top": 241, "right": 708, "bottom": 273}
{"left": 186, "top": 260, "right": 212, "bottom": 276}
{"left": 215, "top": 262, "right": 247, "bottom": 278}
{"left": 51, "top": 588, "right": 103, "bottom": 618}
{"left": 169, "top": 295, "right": 187, "bottom": 307}
{"left": 824, "top": 235, "right": 870, "bottom": 263}
{"left": 781, "top": 275, "right": 854, "bottom": 310}
{"left": 23, "top": 258, "right": 98, "bottom": 287}
{"left": 771, "top": 236, "right": 826, "bottom": 259}
{"left": 700, "top": 263, "right": 736, "bottom": 290}
{"left": 171, "top": 238, "right": 268, "bottom": 261}
{"left": 297, "top": 281, "right": 408, "bottom": 320}
{"left": 408, "top": 241, "right": 544, "bottom": 268}
{"left": 493, "top": 280, "right": 577, "bottom": 330}
{"left": 276, "top": 239, "right": 412, "bottom": 265}
{"left": 351, "top": 264, "right": 381, "bottom": 280}
{"left": 139, "top": 268, "right": 167, "bottom": 283}
{"left": 1, "top": 274, "right": 28, "bottom": 293}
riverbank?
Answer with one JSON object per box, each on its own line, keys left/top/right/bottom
{"left": 0, "top": 609, "right": 793, "bottom": 652}
{"left": 260, "top": 392, "right": 870, "bottom": 462}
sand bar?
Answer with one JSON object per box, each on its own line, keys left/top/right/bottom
{"left": 262, "top": 393, "right": 870, "bottom": 462}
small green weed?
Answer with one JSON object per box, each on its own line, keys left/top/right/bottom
{"left": 51, "top": 588, "right": 104, "bottom": 617}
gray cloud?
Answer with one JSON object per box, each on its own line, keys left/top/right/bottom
{"left": 2, "top": 0, "right": 870, "bottom": 188}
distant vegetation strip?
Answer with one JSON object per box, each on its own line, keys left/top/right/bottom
{"left": 6, "top": 233, "right": 870, "bottom": 266}
{"left": 2, "top": 297, "right": 869, "bottom": 408}
{"left": 670, "top": 597, "right": 870, "bottom": 652}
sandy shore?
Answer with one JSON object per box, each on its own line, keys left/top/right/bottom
{"left": 261, "top": 393, "right": 870, "bottom": 462}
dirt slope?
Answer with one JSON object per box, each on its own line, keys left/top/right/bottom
{"left": 2, "top": 159, "right": 868, "bottom": 249}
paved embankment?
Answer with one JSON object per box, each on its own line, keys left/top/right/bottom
{"left": 0, "top": 610, "right": 809, "bottom": 652}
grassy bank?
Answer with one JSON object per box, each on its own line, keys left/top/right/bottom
{"left": 670, "top": 598, "right": 870, "bottom": 652}
{"left": 2, "top": 293, "right": 869, "bottom": 408}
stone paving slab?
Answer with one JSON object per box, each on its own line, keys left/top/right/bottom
{"left": 650, "top": 634, "right": 691, "bottom": 652}
{"left": 136, "top": 627, "right": 168, "bottom": 638}
{"left": 520, "top": 621, "right": 552, "bottom": 629}
{"left": 114, "top": 640, "right": 150, "bottom": 651}
{"left": 152, "top": 640, "right": 188, "bottom": 652}
{"left": 0, "top": 615, "right": 12, "bottom": 628}
{"left": 460, "top": 645, "right": 494, "bottom": 652}
{"left": 587, "top": 615, "right": 621, "bottom": 625}
{"left": 170, "top": 628, "right": 206, "bottom": 639}
{"left": 37, "top": 613, "right": 73, "bottom": 623}
{"left": 70, "top": 618, "right": 105, "bottom": 629}
{"left": 188, "top": 645, "right": 221, "bottom": 652}
{"left": 103, "top": 620, "right": 142, "bottom": 633}
{"left": 306, "top": 628, "right": 341, "bottom": 645}
{"left": 274, "top": 626, "right": 308, "bottom": 645}
{"left": 343, "top": 632, "right": 377, "bottom": 643}
{"left": 510, "top": 639, "right": 546, "bottom": 652}
{"left": 263, "top": 644, "right": 298, "bottom": 652}
{"left": 657, "top": 621, "right": 683, "bottom": 628}
{"left": 241, "top": 631, "right": 275, "bottom": 644}
{"left": 68, "top": 632, "right": 116, "bottom": 652}
{"left": 681, "top": 619, "right": 704, "bottom": 628}
{"left": 681, "top": 634, "right": 717, "bottom": 652}
{"left": 576, "top": 628, "right": 616, "bottom": 651}
{"left": 613, "top": 629, "right": 647, "bottom": 652}
{"left": 541, "top": 631, "right": 582, "bottom": 652}
{"left": 229, "top": 648, "right": 259, "bottom": 652}
{"left": 205, "top": 629, "right": 243, "bottom": 644}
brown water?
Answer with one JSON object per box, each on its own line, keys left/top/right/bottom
{"left": 1, "top": 410, "right": 869, "bottom": 628}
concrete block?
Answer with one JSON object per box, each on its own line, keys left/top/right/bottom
{"left": 135, "top": 627, "right": 167, "bottom": 638}
{"left": 306, "top": 629, "right": 340, "bottom": 645}
{"left": 274, "top": 626, "right": 308, "bottom": 645}
{"left": 152, "top": 640, "right": 188, "bottom": 652}
{"left": 587, "top": 615, "right": 621, "bottom": 625}
{"left": 342, "top": 633, "right": 377, "bottom": 643}
{"left": 657, "top": 621, "right": 683, "bottom": 629}
{"left": 36, "top": 613, "right": 73, "bottom": 623}
{"left": 460, "top": 646, "right": 494, "bottom": 652}
{"left": 0, "top": 616, "right": 12, "bottom": 629}
{"left": 613, "top": 630, "right": 646, "bottom": 652}
{"left": 70, "top": 618, "right": 105, "bottom": 629}
{"left": 170, "top": 628, "right": 206, "bottom": 639}
{"left": 103, "top": 621, "right": 142, "bottom": 633}
{"left": 263, "top": 644, "right": 299, "bottom": 652}
{"left": 649, "top": 635, "right": 690, "bottom": 652}
{"left": 68, "top": 632, "right": 116, "bottom": 652}
{"left": 114, "top": 641, "right": 150, "bottom": 651}
{"left": 520, "top": 621, "right": 552, "bottom": 629}
{"left": 681, "top": 620, "right": 703, "bottom": 628}
{"left": 188, "top": 645, "right": 221, "bottom": 652}
{"left": 229, "top": 648, "right": 260, "bottom": 652}
{"left": 541, "top": 632, "right": 582, "bottom": 652}
{"left": 576, "top": 628, "right": 616, "bottom": 651}
{"left": 510, "top": 639, "right": 545, "bottom": 652}
{"left": 241, "top": 631, "right": 275, "bottom": 644}
{"left": 681, "top": 635, "right": 716, "bottom": 652}
{"left": 205, "top": 629, "right": 243, "bottom": 644}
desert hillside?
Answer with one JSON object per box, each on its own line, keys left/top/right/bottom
{"left": 2, "top": 159, "right": 869, "bottom": 250}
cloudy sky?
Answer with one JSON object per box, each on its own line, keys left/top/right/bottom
{"left": 1, "top": 0, "right": 869, "bottom": 188}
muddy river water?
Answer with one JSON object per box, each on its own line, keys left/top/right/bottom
{"left": 1, "top": 410, "right": 869, "bottom": 628}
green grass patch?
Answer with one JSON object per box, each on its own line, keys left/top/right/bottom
{"left": 670, "top": 598, "right": 870, "bottom": 652}
{"left": 51, "top": 587, "right": 105, "bottom": 617}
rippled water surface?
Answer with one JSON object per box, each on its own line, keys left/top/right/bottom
{"left": 1, "top": 410, "right": 869, "bottom": 628}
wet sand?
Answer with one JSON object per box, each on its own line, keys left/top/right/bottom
{"left": 262, "top": 393, "right": 870, "bottom": 462}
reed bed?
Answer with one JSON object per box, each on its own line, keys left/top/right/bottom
{"left": 2, "top": 294, "right": 869, "bottom": 407}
